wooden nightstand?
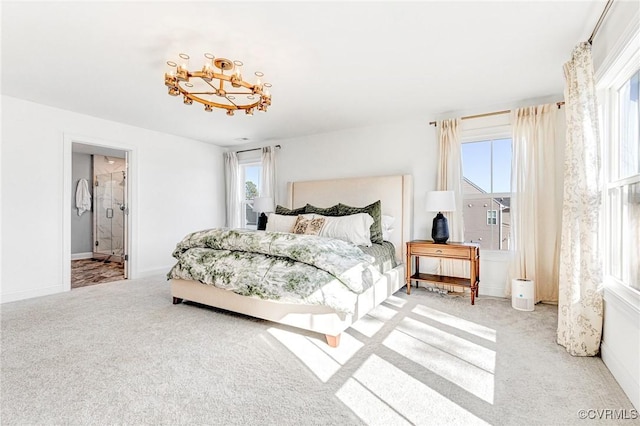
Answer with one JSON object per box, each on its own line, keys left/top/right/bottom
{"left": 405, "top": 240, "right": 480, "bottom": 305}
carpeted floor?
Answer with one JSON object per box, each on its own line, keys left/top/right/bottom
{"left": 71, "top": 258, "right": 125, "bottom": 288}
{"left": 1, "top": 276, "right": 635, "bottom": 425}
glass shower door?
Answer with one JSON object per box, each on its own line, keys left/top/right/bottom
{"left": 94, "top": 172, "right": 125, "bottom": 261}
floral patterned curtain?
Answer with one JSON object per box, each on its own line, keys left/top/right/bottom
{"left": 557, "top": 42, "right": 603, "bottom": 356}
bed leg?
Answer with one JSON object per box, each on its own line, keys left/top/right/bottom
{"left": 172, "top": 297, "right": 183, "bottom": 305}
{"left": 325, "top": 334, "right": 341, "bottom": 348}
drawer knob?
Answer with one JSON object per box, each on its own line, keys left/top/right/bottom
{"left": 436, "top": 249, "right": 443, "bottom": 254}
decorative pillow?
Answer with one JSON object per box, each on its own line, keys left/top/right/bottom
{"left": 381, "top": 215, "right": 395, "bottom": 241}
{"left": 304, "top": 204, "right": 341, "bottom": 216}
{"left": 337, "top": 200, "right": 383, "bottom": 244}
{"left": 317, "top": 213, "right": 374, "bottom": 247}
{"left": 292, "top": 216, "right": 326, "bottom": 236}
{"left": 265, "top": 213, "right": 299, "bottom": 233}
{"left": 275, "top": 205, "right": 306, "bottom": 216}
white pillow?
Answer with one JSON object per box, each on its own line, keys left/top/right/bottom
{"left": 381, "top": 215, "right": 395, "bottom": 241}
{"left": 317, "top": 213, "right": 374, "bottom": 247}
{"left": 265, "top": 213, "right": 298, "bottom": 233}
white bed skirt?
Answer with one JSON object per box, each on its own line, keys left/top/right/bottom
{"left": 170, "top": 263, "right": 405, "bottom": 338}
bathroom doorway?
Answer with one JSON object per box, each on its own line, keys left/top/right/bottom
{"left": 71, "top": 143, "right": 129, "bottom": 288}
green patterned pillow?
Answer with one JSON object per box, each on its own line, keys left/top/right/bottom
{"left": 337, "top": 200, "right": 383, "bottom": 244}
{"left": 275, "top": 205, "right": 306, "bottom": 216}
{"left": 304, "top": 204, "right": 341, "bottom": 216}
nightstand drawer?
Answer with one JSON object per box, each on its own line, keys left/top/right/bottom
{"left": 410, "top": 245, "right": 471, "bottom": 259}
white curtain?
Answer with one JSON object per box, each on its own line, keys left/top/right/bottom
{"left": 557, "top": 42, "right": 603, "bottom": 356}
{"left": 437, "top": 119, "right": 467, "bottom": 278}
{"left": 260, "top": 146, "right": 276, "bottom": 203}
{"left": 509, "top": 104, "right": 562, "bottom": 303}
{"left": 224, "top": 152, "right": 242, "bottom": 229}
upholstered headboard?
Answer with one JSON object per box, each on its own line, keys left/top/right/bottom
{"left": 286, "top": 174, "right": 412, "bottom": 261}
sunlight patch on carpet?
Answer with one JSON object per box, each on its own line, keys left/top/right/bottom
{"left": 341, "top": 354, "right": 489, "bottom": 425}
{"left": 350, "top": 304, "right": 398, "bottom": 338}
{"left": 412, "top": 304, "right": 497, "bottom": 343}
{"left": 336, "top": 378, "right": 412, "bottom": 426}
{"left": 267, "top": 327, "right": 362, "bottom": 382}
{"left": 383, "top": 295, "right": 408, "bottom": 309}
{"left": 384, "top": 318, "right": 495, "bottom": 404}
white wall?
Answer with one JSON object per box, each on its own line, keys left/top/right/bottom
{"left": 1, "top": 95, "right": 226, "bottom": 303}
{"left": 237, "top": 118, "right": 513, "bottom": 297}
{"left": 591, "top": 0, "right": 640, "bottom": 75}
{"left": 591, "top": 0, "right": 640, "bottom": 410}
{"left": 271, "top": 119, "right": 438, "bottom": 241}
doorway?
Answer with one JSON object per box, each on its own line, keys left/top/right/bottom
{"left": 70, "top": 143, "right": 129, "bottom": 288}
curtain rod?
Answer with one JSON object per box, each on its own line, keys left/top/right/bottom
{"left": 235, "top": 144, "right": 281, "bottom": 154}
{"left": 428, "top": 101, "right": 565, "bottom": 126}
{"left": 588, "top": 0, "right": 614, "bottom": 45}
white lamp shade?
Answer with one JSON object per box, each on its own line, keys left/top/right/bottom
{"left": 252, "top": 196, "right": 274, "bottom": 213}
{"left": 425, "top": 191, "right": 456, "bottom": 212}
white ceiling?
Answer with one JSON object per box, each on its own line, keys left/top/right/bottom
{"left": 72, "top": 142, "right": 126, "bottom": 158}
{"left": 1, "top": 1, "right": 605, "bottom": 147}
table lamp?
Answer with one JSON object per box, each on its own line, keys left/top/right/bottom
{"left": 252, "top": 197, "right": 274, "bottom": 231}
{"left": 425, "top": 191, "right": 456, "bottom": 243}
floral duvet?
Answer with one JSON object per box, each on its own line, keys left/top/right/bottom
{"left": 167, "top": 229, "right": 382, "bottom": 313}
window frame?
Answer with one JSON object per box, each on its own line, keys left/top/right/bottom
{"left": 486, "top": 210, "right": 498, "bottom": 225}
{"left": 239, "top": 159, "right": 262, "bottom": 230}
{"left": 597, "top": 27, "right": 640, "bottom": 298}
{"left": 460, "top": 134, "right": 513, "bottom": 252}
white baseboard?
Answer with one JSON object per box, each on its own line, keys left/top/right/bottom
{"left": 1, "top": 285, "right": 65, "bottom": 304}
{"left": 601, "top": 340, "right": 640, "bottom": 409}
{"left": 135, "top": 266, "right": 172, "bottom": 279}
{"left": 71, "top": 252, "right": 93, "bottom": 260}
{"left": 479, "top": 282, "right": 506, "bottom": 298}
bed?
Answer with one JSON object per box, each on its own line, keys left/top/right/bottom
{"left": 169, "top": 174, "right": 412, "bottom": 347}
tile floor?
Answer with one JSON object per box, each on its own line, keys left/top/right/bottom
{"left": 71, "top": 259, "right": 125, "bottom": 288}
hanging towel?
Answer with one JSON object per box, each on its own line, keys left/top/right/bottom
{"left": 76, "top": 178, "right": 92, "bottom": 216}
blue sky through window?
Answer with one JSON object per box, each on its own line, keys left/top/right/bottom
{"left": 462, "top": 139, "right": 511, "bottom": 193}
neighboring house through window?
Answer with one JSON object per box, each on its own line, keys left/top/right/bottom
{"left": 461, "top": 138, "right": 512, "bottom": 250}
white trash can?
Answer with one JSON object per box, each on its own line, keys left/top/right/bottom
{"left": 512, "top": 279, "right": 534, "bottom": 311}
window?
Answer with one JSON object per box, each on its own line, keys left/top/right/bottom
{"left": 240, "top": 162, "right": 262, "bottom": 229}
{"left": 461, "top": 138, "right": 512, "bottom": 250}
{"left": 486, "top": 210, "right": 497, "bottom": 225}
{"left": 605, "top": 69, "right": 640, "bottom": 292}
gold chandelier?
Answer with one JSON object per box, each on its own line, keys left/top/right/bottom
{"left": 164, "top": 53, "right": 272, "bottom": 116}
